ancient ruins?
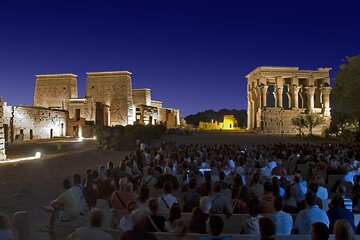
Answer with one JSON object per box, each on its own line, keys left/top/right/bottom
{"left": 246, "top": 66, "right": 332, "bottom": 134}
{"left": 2, "top": 71, "right": 180, "bottom": 144}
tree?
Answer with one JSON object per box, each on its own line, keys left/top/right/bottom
{"left": 292, "top": 115, "right": 307, "bottom": 139}
{"left": 332, "top": 55, "right": 360, "bottom": 120}
{"left": 304, "top": 113, "right": 325, "bottom": 135}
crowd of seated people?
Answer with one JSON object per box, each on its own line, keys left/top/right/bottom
{"left": 36, "top": 141, "right": 360, "bottom": 239}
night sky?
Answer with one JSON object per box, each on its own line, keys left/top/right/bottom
{"left": 1, "top": 1, "right": 359, "bottom": 116}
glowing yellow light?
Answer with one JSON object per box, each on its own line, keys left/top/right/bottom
{"left": 0, "top": 152, "right": 42, "bottom": 164}
{"left": 78, "top": 137, "right": 84, "bottom": 142}
{"left": 35, "top": 152, "right": 41, "bottom": 158}
{"left": 93, "top": 136, "right": 96, "bottom": 140}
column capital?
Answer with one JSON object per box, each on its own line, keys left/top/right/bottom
{"left": 305, "top": 86, "right": 316, "bottom": 95}
{"left": 321, "top": 86, "right": 332, "bottom": 95}
{"left": 292, "top": 85, "right": 301, "bottom": 94}
{"left": 259, "top": 85, "right": 269, "bottom": 92}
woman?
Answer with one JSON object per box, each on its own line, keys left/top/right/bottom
{"left": 145, "top": 198, "right": 166, "bottom": 232}
{"left": 136, "top": 185, "right": 150, "bottom": 212}
{"left": 233, "top": 186, "right": 249, "bottom": 214}
{"left": 334, "top": 219, "right": 355, "bottom": 240}
{"left": 83, "top": 174, "right": 98, "bottom": 209}
{"left": 164, "top": 203, "right": 182, "bottom": 232}
{"left": 231, "top": 174, "right": 244, "bottom": 199}
{"left": 326, "top": 195, "right": 355, "bottom": 233}
{"left": 240, "top": 198, "right": 261, "bottom": 234}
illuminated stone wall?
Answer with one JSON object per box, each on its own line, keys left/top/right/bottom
{"left": 85, "top": 71, "right": 134, "bottom": 126}
{"left": 3, "top": 105, "right": 67, "bottom": 141}
{"left": 34, "top": 74, "right": 78, "bottom": 109}
{"left": 159, "top": 108, "right": 180, "bottom": 128}
{"left": 133, "top": 89, "right": 151, "bottom": 106}
{"left": 64, "top": 98, "right": 96, "bottom": 122}
{"left": 199, "top": 115, "right": 239, "bottom": 130}
{"left": 0, "top": 97, "right": 6, "bottom": 160}
{"left": 151, "top": 100, "right": 163, "bottom": 109}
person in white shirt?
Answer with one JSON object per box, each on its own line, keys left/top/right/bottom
{"left": 119, "top": 201, "right": 137, "bottom": 231}
{"left": 293, "top": 191, "right": 329, "bottom": 234}
{"left": 158, "top": 181, "right": 177, "bottom": 212}
{"left": 314, "top": 175, "right": 328, "bottom": 200}
{"left": 274, "top": 196, "right": 293, "bottom": 235}
{"left": 66, "top": 208, "right": 113, "bottom": 240}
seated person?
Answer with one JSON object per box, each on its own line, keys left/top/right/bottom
{"left": 274, "top": 196, "right": 293, "bottom": 235}
{"left": 259, "top": 217, "right": 276, "bottom": 240}
{"left": 181, "top": 177, "right": 200, "bottom": 212}
{"left": 334, "top": 219, "right": 355, "bottom": 240}
{"left": 120, "top": 209, "right": 157, "bottom": 240}
{"left": 66, "top": 208, "right": 113, "bottom": 240}
{"left": 326, "top": 195, "right": 355, "bottom": 233}
{"left": 311, "top": 222, "right": 329, "bottom": 240}
{"left": 200, "top": 215, "right": 233, "bottom": 240}
{"left": 158, "top": 181, "right": 177, "bottom": 212}
{"left": 189, "top": 196, "right": 212, "bottom": 234}
{"left": 145, "top": 198, "right": 166, "bottom": 232}
{"left": 209, "top": 182, "right": 232, "bottom": 217}
{"left": 215, "top": 171, "right": 229, "bottom": 190}
{"left": 110, "top": 178, "right": 135, "bottom": 210}
{"left": 156, "top": 166, "right": 179, "bottom": 190}
{"left": 119, "top": 201, "right": 137, "bottom": 231}
{"left": 240, "top": 198, "right": 261, "bottom": 234}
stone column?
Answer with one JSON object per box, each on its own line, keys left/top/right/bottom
{"left": 292, "top": 86, "right": 301, "bottom": 109}
{"left": 0, "top": 96, "right": 6, "bottom": 160}
{"left": 305, "top": 86, "right": 316, "bottom": 112}
{"left": 277, "top": 86, "right": 283, "bottom": 108}
{"left": 247, "top": 98, "right": 251, "bottom": 130}
{"left": 259, "top": 85, "right": 268, "bottom": 108}
{"left": 321, "top": 86, "right": 332, "bottom": 116}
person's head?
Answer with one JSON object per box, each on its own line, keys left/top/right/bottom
{"left": 199, "top": 196, "right": 212, "bottom": 214}
{"left": 336, "top": 185, "right": 347, "bottom": 197}
{"left": 169, "top": 203, "right": 182, "bottom": 223}
{"left": 84, "top": 174, "right": 94, "bottom": 187}
{"left": 259, "top": 217, "right": 275, "bottom": 239}
{"left": 294, "top": 173, "right": 302, "bottom": 183}
{"left": 309, "top": 182, "right": 319, "bottom": 194}
{"left": 139, "top": 185, "right": 149, "bottom": 202}
{"left": 119, "top": 177, "right": 128, "bottom": 191}
{"left": 73, "top": 173, "right": 81, "bottom": 185}
{"left": 126, "top": 201, "right": 137, "bottom": 214}
{"left": 63, "top": 179, "right": 71, "bottom": 190}
{"left": 131, "top": 209, "right": 147, "bottom": 228}
{"left": 274, "top": 196, "right": 285, "bottom": 212}
{"left": 305, "top": 191, "right": 317, "bottom": 207}
{"left": 107, "top": 161, "right": 114, "bottom": 171}
{"left": 148, "top": 198, "right": 159, "bottom": 214}
{"left": 219, "top": 171, "right": 225, "bottom": 181}
{"left": 249, "top": 198, "right": 261, "bottom": 217}
{"left": 263, "top": 181, "right": 273, "bottom": 193}
{"left": 311, "top": 222, "right": 329, "bottom": 240}
{"left": 163, "top": 181, "right": 173, "bottom": 194}
{"left": 188, "top": 177, "right": 196, "bottom": 190}
{"left": 330, "top": 195, "right": 345, "bottom": 209}
{"left": 206, "top": 215, "right": 224, "bottom": 237}
{"left": 89, "top": 208, "right": 104, "bottom": 227}
{"left": 334, "top": 219, "right": 355, "bottom": 240}
{"left": 315, "top": 175, "right": 325, "bottom": 186}
{"left": 0, "top": 213, "right": 11, "bottom": 229}
{"left": 171, "top": 219, "right": 187, "bottom": 235}
{"left": 164, "top": 166, "right": 172, "bottom": 174}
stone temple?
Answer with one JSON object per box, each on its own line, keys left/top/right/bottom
{"left": 246, "top": 66, "right": 332, "bottom": 134}
{"left": 1, "top": 71, "right": 181, "bottom": 143}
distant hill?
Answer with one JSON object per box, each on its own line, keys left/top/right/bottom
{"left": 185, "top": 109, "right": 247, "bottom": 128}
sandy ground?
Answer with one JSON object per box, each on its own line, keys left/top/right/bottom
{"left": 0, "top": 133, "right": 337, "bottom": 239}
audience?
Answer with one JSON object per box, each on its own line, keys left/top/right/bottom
{"left": 110, "top": 178, "right": 135, "bottom": 211}
{"left": 120, "top": 209, "right": 158, "bottom": 240}
{"left": 200, "top": 215, "right": 232, "bottom": 240}
{"left": 240, "top": 198, "right": 261, "bottom": 234}
{"left": 158, "top": 181, "right": 177, "bottom": 212}
{"left": 274, "top": 196, "right": 293, "bottom": 235}
{"left": 145, "top": 198, "right": 166, "bottom": 232}
{"left": 334, "top": 219, "right": 355, "bottom": 240}
{"left": 181, "top": 177, "right": 200, "bottom": 212}
{"left": 156, "top": 166, "right": 179, "bottom": 190}
{"left": 259, "top": 181, "right": 276, "bottom": 214}
{"left": 336, "top": 184, "right": 353, "bottom": 212}
{"left": 259, "top": 217, "right": 276, "bottom": 240}
{"left": 233, "top": 186, "right": 249, "bottom": 214}
{"left": 209, "top": 182, "right": 232, "bottom": 217}
{"left": 164, "top": 203, "right": 182, "bottom": 232}
{"left": 327, "top": 195, "right": 355, "bottom": 233}
{"left": 119, "top": 201, "right": 137, "bottom": 231}
{"left": 136, "top": 185, "right": 150, "bottom": 212}
{"left": 189, "top": 196, "right": 212, "bottom": 234}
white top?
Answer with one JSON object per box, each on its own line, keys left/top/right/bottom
{"left": 275, "top": 211, "right": 293, "bottom": 235}
{"left": 294, "top": 205, "right": 329, "bottom": 234}
{"left": 316, "top": 186, "right": 328, "bottom": 200}
{"left": 119, "top": 214, "right": 133, "bottom": 231}
{"left": 158, "top": 194, "right": 177, "bottom": 212}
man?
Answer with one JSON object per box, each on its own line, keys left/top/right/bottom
{"left": 336, "top": 184, "right": 353, "bottom": 212}
{"left": 181, "top": 177, "right": 200, "bottom": 212}
{"left": 259, "top": 181, "right": 275, "bottom": 214}
{"left": 189, "top": 196, "right": 212, "bottom": 234}
{"left": 155, "top": 166, "right": 179, "bottom": 190}
{"left": 120, "top": 209, "right": 157, "bottom": 240}
{"left": 209, "top": 182, "right": 232, "bottom": 218}
{"left": 273, "top": 196, "right": 293, "bottom": 235}
{"left": 43, "top": 179, "right": 82, "bottom": 232}
{"left": 110, "top": 178, "right": 135, "bottom": 210}
{"left": 158, "top": 181, "right": 177, "bottom": 212}
{"left": 200, "top": 215, "right": 232, "bottom": 240}
{"left": 72, "top": 173, "right": 88, "bottom": 214}
{"left": 259, "top": 217, "right": 276, "bottom": 240}
{"left": 66, "top": 208, "right": 113, "bottom": 240}
{"left": 311, "top": 222, "right": 329, "bottom": 240}
{"left": 293, "top": 191, "right": 329, "bottom": 234}
{"left": 215, "top": 171, "right": 229, "bottom": 190}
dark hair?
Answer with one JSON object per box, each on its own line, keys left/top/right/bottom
{"left": 189, "top": 177, "right": 197, "bottom": 190}
{"left": 63, "top": 179, "right": 71, "bottom": 189}
{"left": 0, "top": 213, "right": 11, "bottom": 229}
{"left": 274, "top": 196, "right": 285, "bottom": 211}
{"left": 309, "top": 182, "right": 319, "bottom": 194}
{"left": 259, "top": 217, "right": 275, "bottom": 238}
{"left": 305, "top": 191, "right": 317, "bottom": 206}
{"left": 138, "top": 185, "right": 149, "bottom": 203}
{"left": 238, "top": 186, "right": 249, "bottom": 203}
{"left": 219, "top": 171, "right": 225, "bottom": 180}
{"left": 90, "top": 208, "right": 103, "bottom": 227}
{"left": 263, "top": 181, "right": 273, "bottom": 193}
{"left": 330, "top": 195, "right": 345, "bottom": 209}
{"left": 251, "top": 173, "right": 260, "bottom": 186}
{"left": 336, "top": 185, "right": 347, "bottom": 196}
{"left": 84, "top": 174, "right": 94, "bottom": 188}
{"left": 148, "top": 198, "right": 159, "bottom": 213}
{"left": 249, "top": 198, "right": 261, "bottom": 217}
{"left": 207, "top": 215, "right": 224, "bottom": 236}
{"left": 169, "top": 203, "right": 181, "bottom": 224}
{"left": 312, "top": 222, "right": 329, "bottom": 240}
{"left": 73, "top": 173, "right": 81, "bottom": 185}
{"left": 164, "top": 181, "right": 173, "bottom": 193}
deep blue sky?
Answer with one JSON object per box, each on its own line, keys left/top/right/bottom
{"left": 1, "top": 1, "right": 359, "bottom": 116}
